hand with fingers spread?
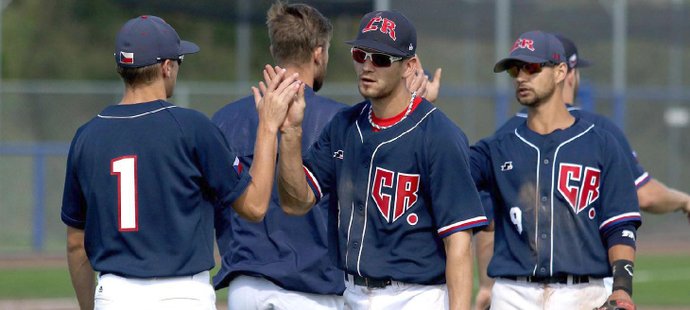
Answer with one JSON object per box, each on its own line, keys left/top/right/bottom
{"left": 253, "top": 65, "right": 302, "bottom": 133}
{"left": 405, "top": 56, "right": 442, "bottom": 102}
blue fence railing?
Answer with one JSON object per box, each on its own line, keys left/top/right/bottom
{"left": 0, "top": 143, "right": 69, "bottom": 252}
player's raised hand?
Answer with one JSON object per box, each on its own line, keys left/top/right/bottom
{"left": 281, "top": 82, "right": 306, "bottom": 133}
{"left": 406, "top": 68, "right": 429, "bottom": 98}
{"left": 404, "top": 55, "right": 442, "bottom": 103}
{"left": 253, "top": 66, "right": 302, "bottom": 133}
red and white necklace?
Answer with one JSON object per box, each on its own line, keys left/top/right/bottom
{"left": 368, "top": 92, "right": 417, "bottom": 130}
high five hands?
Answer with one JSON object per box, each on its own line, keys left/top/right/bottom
{"left": 252, "top": 64, "right": 305, "bottom": 133}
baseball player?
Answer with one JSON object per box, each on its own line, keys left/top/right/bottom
{"left": 211, "top": 3, "right": 346, "bottom": 309}
{"left": 470, "top": 30, "right": 641, "bottom": 309}
{"left": 62, "top": 15, "right": 300, "bottom": 309}
{"left": 273, "top": 10, "right": 488, "bottom": 309}
{"left": 472, "top": 33, "right": 690, "bottom": 309}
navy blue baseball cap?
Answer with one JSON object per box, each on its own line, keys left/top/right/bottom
{"left": 115, "top": 15, "right": 200, "bottom": 68}
{"left": 554, "top": 34, "right": 591, "bottom": 69}
{"left": 346, "top": 10, "right": 416, "bottom": 58}
{"left": 493, "top": 30, "right": 565, "bottom": 72}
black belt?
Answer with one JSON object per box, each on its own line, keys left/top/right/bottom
{"left": 504, "top": 275, "right": 590, "bottom": 284}
{"left": 349, "top": 274, "right": 392, "bottom": 288}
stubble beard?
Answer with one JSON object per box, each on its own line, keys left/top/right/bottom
{"left": 517, "top": 80, "right": 556, "bottom": 108}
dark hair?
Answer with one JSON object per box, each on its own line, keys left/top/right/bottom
{"left": 116, "top": 64, "right": 161, "bottom": 87}
{"left": 267, "top": 1, "right": 332, "bottom": 65}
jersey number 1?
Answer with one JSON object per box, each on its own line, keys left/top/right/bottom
{"left": 111, "top": 156, "right": 138, "bottom": 232}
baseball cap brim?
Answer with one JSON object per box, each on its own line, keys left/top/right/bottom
{"left": 493, "top": 55, "right": 554, "bottom": 72}
{"left": 180, "top": 40, "right": 200, "bottom": 55}
{"left": 346, "top": 38, "right": 409, "bottom": 58}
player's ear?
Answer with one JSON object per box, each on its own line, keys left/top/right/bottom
{"left": 161, "top": 59, "right": 173, "bottom": 78}
{"left": 402, "top": 55, "right": 418, "bottom": 79}
{"left": 554, "top": 63, "right": 568, "bottom": 84}
{"left": 313, "top": 46, "right": 324, "bottom": 66}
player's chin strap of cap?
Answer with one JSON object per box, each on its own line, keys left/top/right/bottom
{"left": 612, "top": 259, "right": 634, "bottom": 296}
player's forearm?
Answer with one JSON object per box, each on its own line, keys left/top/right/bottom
{"left": 475, "top": 230, "right": 495, "bottom": 290}
{"left": 445, "top": 231, "right": 473, "bottom": 310}
{"left": 237, "top": 124, "right": 279, "bottom": 222}
{"left": 277, "top": 127, "right": 315, "bottom": 215}
{"left": 608, "top": 244, "right": 635, "bottom": 297}
{"left": 66, "top": 227, "right": 95, "bottom": 310}
{"left": 637, "top": 179, "right": 690, "bottom": 214}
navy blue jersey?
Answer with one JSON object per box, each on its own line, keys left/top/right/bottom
{"left": 471, "top": 117, "right": 641, "bottom": 278}
{"left": 61, "top": 100, "right": 251, "bottom": 278}
{"left": 212, "top": 87, "right": 347, "bottom": 295}
{"left": 497, "top": 105, "right": 649, "bottom": 187}
{"left": 481, "top": 105, "right": 650, "bottom": 222}
{"left": 303, "top": 98, "right": 488, "bottom": 285}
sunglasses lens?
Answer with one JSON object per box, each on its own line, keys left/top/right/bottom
{"left": 507, "top": 66, "right": 519, "bottom": 78}
{"left": 352, "top": 49, "right": 367, "bottom": 63}
{"left": 507, "top": 63, "right": 545, "bottom": 78}
{"left": 525, "top": 63, "right": 542, "bottom": 74}
{"left": 371, "top": 53, "right": 393, "bottom": 67}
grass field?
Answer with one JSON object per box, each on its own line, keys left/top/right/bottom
{"left": 1, "top": 254, "right": 689, "bottom": 307}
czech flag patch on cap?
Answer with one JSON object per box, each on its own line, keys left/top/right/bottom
{"left": 119, "top": 51, "right": 134, "bottom": 64}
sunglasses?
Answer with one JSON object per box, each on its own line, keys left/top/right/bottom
{"left": 506, "top": 62, "right": 553, "bottom": 78}
{"left": 351, "top": 47, "right": 402, "bottom": 67}
{"left": 159, "top": 55, "right": 184, "bottom": 66}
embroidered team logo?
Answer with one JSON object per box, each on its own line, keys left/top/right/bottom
{"left": 557, "top": 163, "right": 601, "bottom": 214}
{"left": 510, "top": 38, "right": 535, "bottom": 53}
{"left": 361, "top": 15, "right": 397, "bottom": 41}
{"left": 333, "top": 150, "right": 344, "bottom": 160}
{"left": 501, "top": 161, "right": 513, "bottom": 171}
{"left": 372, "top": 167, "right": 420, "bottom": 223}
{"left": 622, "top": 230, "right": 635, "bottom": 241}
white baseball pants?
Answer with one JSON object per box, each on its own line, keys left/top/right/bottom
{"left": 227, "top": 275, "right": 344, "bottom": 310}
{"left": 94, "top": 270, "right": 216, "bottom": 310}
{"left": 491, "top": 277, "right": 609, "bottom": 310}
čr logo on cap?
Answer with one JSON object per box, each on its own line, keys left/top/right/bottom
{"left": 510, "top": 38, "right": 535, "bottom": 53}
{"left": 119, "top": 52, "right": 134, "bottom": 65}
{"left": 361, "top": 16, "right": 397, "bottom": 41}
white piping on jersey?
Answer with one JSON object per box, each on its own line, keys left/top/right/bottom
{"left": 513, "top": 129, "right": 541, "bottom": 276}
{"left": 344, "top": 202, "right": 356, "bottom": 269}
{"left": 549, "top": 124, "right": 594, "bottom": 276}
{"left": 355, "top": 105, "right": 368, "bottom": 143}
{"left": 97, "top": 105, "right": 177, "bottom": 119}
{"left": 356, "top": 107, "right": 437, "bottom": 276}
{"left": 599, "top": 212, "right": 642, "bottom": 230}
{"left": 634, "top": 172, "right": 649, "bottom": 187}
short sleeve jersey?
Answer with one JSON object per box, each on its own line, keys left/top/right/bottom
{"left": 471, "top": 117, "right": 641, "bottom": 278}
{"left": 303, "top": 98, "right": 488, "bottom": 284}
{"left": 61, "top": 100, "right": 251, "bottom": 278}
{"left": 211, "top": 87, "right": 347, "bottom": 294}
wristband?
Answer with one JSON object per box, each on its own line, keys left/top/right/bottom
{"left": 612, "top": 259, "right": 634, "bottom": 296}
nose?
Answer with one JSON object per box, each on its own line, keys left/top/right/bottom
{"left": 515, "top": 68, "right": 530, "bottom": 82}
{"left": 361, "top": 57, "right": 376, "bottom": 71}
